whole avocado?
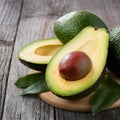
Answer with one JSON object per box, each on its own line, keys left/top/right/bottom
{"left": 107, "top": 26, "right": 120, "bottom": 76}
{"left": 54, "top": 11, "right": 108, "bottom": 44}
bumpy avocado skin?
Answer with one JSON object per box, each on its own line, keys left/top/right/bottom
{"left": 107, "top": 26, "right": 120, "bottom": 76}
{"left": 54, "top": 11, "right": 108, "bottom": 44}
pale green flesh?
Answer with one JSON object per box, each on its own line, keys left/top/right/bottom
{"left": 18, "top": 38, "right": 63, "bottom": 64}
{"left": 46, "top": 26, "right": 109, "bottom": 96}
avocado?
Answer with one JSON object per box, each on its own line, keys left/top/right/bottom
{"left": 107, "top": 26, "right": 120, "bottom": 76}
{"left": 18, "top": 38, "right": 63, "bottom": 71}
{"left": 46, "top": 26, "right": 109, "bottom": 98}
{"left": 54, "top": 11, "right": 108, "bottom": 44}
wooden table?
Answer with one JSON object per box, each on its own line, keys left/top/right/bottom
{"left": 0, "top": 0, "right": 120, "bottom": 120}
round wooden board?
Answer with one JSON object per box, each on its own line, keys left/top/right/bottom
{"left": 39, "top": 91, "right": 120, "bottom": 112}
{"left": 30, "top": 70, "right": 120, "bottom": 112}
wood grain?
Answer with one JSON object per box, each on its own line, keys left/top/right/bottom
{"left": 0, "top": 0, "right": 23, "bottom": 119}
{"left": 0, "top": 44, "right": 13, "bottom": 119}
{"left": 1, "top": 0, "right": 120, "bottom": 120}
{"left": 0, "top": 0, "right": 23, "bottom": 41}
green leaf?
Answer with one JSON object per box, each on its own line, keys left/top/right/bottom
{"left": 92, "top": 75, "right": 120, "bottom": 115}
{"left": 15, "top": 72, "right": 49, "bottom": 95}
{"left": 15, "top": 73, "right": 45, "bottom": 88}
{"left": 21, "top": 79, "right": 49, "bottom": 95}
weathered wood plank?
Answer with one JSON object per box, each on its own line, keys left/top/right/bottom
{"left": 0, "top": 0, "right": 23, "bottom": 119}
{"left": 0, "top": 44, "right": 13, "bottom": 120}
{"left": 21, "top": 0, "right": 72, "bottom": 17}
{"left": 0, "top": 0, "right": 23, "bottom": 41}
{"left": 21, "top": 0, "right": 120, "bottom": 30}
{"left": 2, "top": 0, "right": 120, "bottom": 120}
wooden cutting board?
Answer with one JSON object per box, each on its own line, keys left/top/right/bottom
{"left": 30, "top": 70, "right": 120, "bottom": 112}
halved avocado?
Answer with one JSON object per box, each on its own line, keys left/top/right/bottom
{"left": 46, "top": 26, "right": 109, "bottom": 97}
{"left": 18, "top": 38, "right": 63, "bottom": 71}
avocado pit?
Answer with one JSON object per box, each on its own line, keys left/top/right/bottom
{"left": 58, "top": 51, "right": 92, "bottom": 81}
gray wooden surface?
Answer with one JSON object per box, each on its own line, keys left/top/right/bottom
{"left": 0, "top": 0, "right": 120, "bottom": 120}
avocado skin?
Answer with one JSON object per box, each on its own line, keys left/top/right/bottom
{"left": 19, "top": 59, "right": 47, "bottom": 72}
{"left": 54, "top": 11, "right": 108, "bottom": 44}
{"left": 107, "top": 26, "right": 120, "bottom": 76}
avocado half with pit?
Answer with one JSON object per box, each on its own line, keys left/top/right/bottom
{"left": 18, "top": 38, "right": 63, "bottom": 71}
{"left": 54, "top": 11, "right": 108, "bottom": 44}
{"left": 46, "top": 26, "right": 109, "bottom": 98}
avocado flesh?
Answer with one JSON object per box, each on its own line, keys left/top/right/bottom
{"left": 46, "top": 26, "right": 109, "bottom": 97}
{"left": 18, "top": 38, "right": 63, "bottom": 71}
{"left": 54, "top": 11, "right": 108, "bottom": 44}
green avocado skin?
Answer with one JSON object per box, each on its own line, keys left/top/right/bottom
{"left": 20, "top": 59, "right": 47, "bottom": 72}
{"left": 107, "top": 26, "right": 120, "bottom": 76}
{"left": 54, "top": 11, "right": 108, "bottom": 44}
